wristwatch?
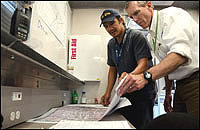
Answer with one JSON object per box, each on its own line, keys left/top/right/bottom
{"left": 143, "top": 71, "right": 153, "bottom": 83}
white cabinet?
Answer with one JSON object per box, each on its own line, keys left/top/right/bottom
{"left": 24, "top": 1, "right": 67, "bottom": 71}
{"left": 68, "top": 35, "right": 103, "bottom": 81}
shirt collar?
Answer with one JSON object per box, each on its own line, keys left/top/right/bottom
{"left": 114, "top": 27, "right": 128, "bottom": 47}
{"left": 148, "top": 10, "right": 158, "bottom": 34}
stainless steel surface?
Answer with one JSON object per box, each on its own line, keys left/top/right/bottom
{"left": 1, "top": 29, "right": 85, "bottom": 128}
{"left": 1, "top": 1, "right": 15, "bottom": 34}
{"left": 9, "top": 112, "right": 135, "bottom": 129}
{"left": 1, "top": 29, "right": 85, "bottom": 86}
{"left": 1, "top": 86, "right": 71, "bottom": 129}
{"left": 1, "top": 46, "right": 79, "bottom": 128}
{"left": 1, "top": 44, "right": 83, "bottom": 89}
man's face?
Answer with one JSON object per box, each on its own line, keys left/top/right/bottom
{"left": 103, "top": 18, "right": 123, "bottom": 38}
{"left": 126, "top": 2, "right": 152, "bottom": 29}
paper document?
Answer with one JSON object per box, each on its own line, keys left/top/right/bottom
{"left": 27, "top": 75, "right": 131, "bottom": 123}
{"left": 102, "top": 74, "right": 129, "bottom": 117}
{"left": 27, "top": 104, "right": 108, "bottom": 123}
{"left": 49, "top": 120, "right": 133, "bottom": 129}
{"left": 115, "top": 74, "right": 128, "bottom": 92}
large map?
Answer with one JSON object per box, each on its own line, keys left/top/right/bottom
{"left": 37, "top": 105, "right": 108, "bottom": 122}
{"left": 27, "top": 77, "right": 132, "bottom": 123}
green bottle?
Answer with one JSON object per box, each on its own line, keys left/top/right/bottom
{"left": 72, "top": 90, "right": 78, "bottom": 104}
{"left": 71, "top": 90, "right": 74, "bottom": 104}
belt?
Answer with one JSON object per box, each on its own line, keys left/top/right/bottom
{"left": 176, "top": 70, "right": 199, "bottom": 85}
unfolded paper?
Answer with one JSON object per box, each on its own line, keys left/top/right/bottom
{"left": 49, "top": 120, "right": 133, "bottom": 129}
{"left": 27, "top": 75, "right": 131, "bottom": 123}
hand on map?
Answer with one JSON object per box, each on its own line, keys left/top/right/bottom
{"left": 100, "top": 92, "right": 111, "bottom": 106}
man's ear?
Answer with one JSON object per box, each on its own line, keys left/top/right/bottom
{"left": 120, "top": 17, "right": 124, "bottom": 24}
{"left": 146, "top": 1, "right": 153, "bottom": 8}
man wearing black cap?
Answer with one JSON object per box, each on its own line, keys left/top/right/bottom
{"left": 99, "top": 9, "right": 156, "bottom": 129}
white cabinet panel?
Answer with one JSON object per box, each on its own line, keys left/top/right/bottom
{"left": 68, "top": 35, "right": 103, "bottom": 81}
{"left": 24, "top": 1, "right": 67, "bottom": 70}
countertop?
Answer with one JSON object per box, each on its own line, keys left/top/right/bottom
{"left": 9, "top": 112, "right": 135, "bottom": 129}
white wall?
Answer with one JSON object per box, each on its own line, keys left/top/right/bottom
{"left": 71, "top": 9, "right": 110, "bottom": 36}
{"left": 186, "top": 9, "right": 199, "bottom": 24}
{"left": 68, "top": 6, "right": 199, "bottom": 103}
{"left": 70, "top": 8, "right": 118, "bottom": 102}
{"left": 25, "top": 1, "right": 68, "bottom": 71}
{"left": 66, "top": 1, "right": 72, "bottom": 39}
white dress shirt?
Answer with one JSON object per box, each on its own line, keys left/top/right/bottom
{"left": 147, "top": 7, "right": 199, "bottom": 80}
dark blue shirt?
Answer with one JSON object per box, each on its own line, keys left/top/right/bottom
{"left": 107, "top": 27, "right": 155, "bottom": 102}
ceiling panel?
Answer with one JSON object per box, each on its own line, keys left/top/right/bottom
{"left": 172, "top": 1, "right": 199, "bottom": 9}
{"left": 68, "top": 1, "right": 126, "bottom": 9}
{"left": 68, "top": 1, "right": 199, "bottom": 9}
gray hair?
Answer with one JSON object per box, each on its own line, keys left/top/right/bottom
{"left": 125, "top": 1, "right": 154, "bottom": 9}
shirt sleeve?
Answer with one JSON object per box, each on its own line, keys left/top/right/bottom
{"left": 132, "top": 31, "right": 152, "bottom": 62}
{"left": 107, "top": 41, "right": 115, "bottom": 66}
{"left": 161, "top": 9, "right": 195, "bottom": 66}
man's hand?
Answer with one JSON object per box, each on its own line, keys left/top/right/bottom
{"left": 100, "top": 92, "right": 111, "bottom": 106}
{"left": 164, "top": 94, "right": 173, "bottom": 112}
{"left": 118, "top": 73, "right": 148, "bottom": 96}
{"left": 164, "top": 76, "right": 173, "bottom": 113}
{"left": 118, "top": 72, "right": 128, "bottom": 83}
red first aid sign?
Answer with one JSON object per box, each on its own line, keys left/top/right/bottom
{"left": 71, "top": 39, "right": 77, "bottom": 59}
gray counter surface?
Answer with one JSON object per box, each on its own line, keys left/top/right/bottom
{"left": 9, "top": 112, "right": 135, "bottom": 129}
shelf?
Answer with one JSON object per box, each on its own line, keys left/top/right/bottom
{"left": 1, "top": 29, "right": 85, "bottom": 85}
{"left": 84, "top": 80, "right": 101, "bottom": 82}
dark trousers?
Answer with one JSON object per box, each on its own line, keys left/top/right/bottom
{"left": 174, "top": 71, "right": 199, "bottom": 119}
{"left": 117, "top": 95, "right": 155, "bottom": 129}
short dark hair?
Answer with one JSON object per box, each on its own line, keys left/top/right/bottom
{"left": 115, "top": 16, "right": 126, "bottom": 27}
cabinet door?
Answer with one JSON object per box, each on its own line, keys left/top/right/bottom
{"left": 68, "top": 35, "right": 102, "bottom": 81}
{"left": 24, "top": 1, "right": 67, "bottom": 70}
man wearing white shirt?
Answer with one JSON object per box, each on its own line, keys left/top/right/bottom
{"left": 118, "top": 1, "right": 199, "bottom": 119}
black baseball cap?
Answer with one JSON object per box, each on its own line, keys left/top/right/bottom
{"left": 100, "top": 9, "right": 120, "bottom": 27}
